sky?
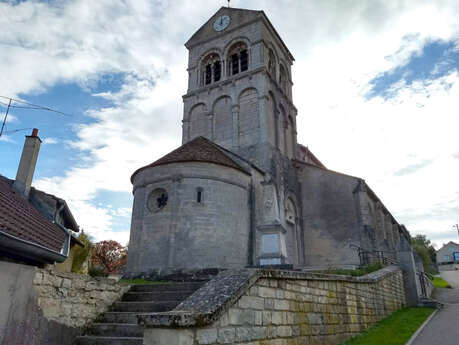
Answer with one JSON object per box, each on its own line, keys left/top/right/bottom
{"left": 0, "top": 0, "right": 458, "bottom": 249}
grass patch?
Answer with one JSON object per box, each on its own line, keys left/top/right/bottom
{"left": 341, "top": 307, "right": 435, "bottom": 345}
{"left": 432, "top": 276, "right": 452, "bottom": 288}
{"left": 319, "top": 263, "right": 384, "bottom": 277}
{"left": 119, "top": 279, "right": 171, "bottom": 285}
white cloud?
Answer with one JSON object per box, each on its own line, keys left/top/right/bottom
{"left": 42, "top": 137, "right": 58, "bottom": 144}
{"left": 2, "top": 0, "right": 459, "bottom": 248}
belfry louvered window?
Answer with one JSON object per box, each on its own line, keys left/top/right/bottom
{"left": 228, "top": 42, "right": 249, "bottom": 76}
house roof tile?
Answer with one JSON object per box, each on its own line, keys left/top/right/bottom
{"left": 0, "top": 177, "right": 65, "bottom": 252}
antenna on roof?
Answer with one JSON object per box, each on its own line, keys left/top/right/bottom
{"left": 0, "top": 96, "right": 71, "bottom": 138}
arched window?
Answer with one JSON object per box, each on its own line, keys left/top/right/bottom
{"left": 268, "top": 49, "right": 276, "bottom": 77}
{"left": 279, "top": 64, "right": 287, "bottom": 91}
{"left": 227, "top": 42, "right": 248, "bottom": 76}
{"left": 201, "top": 53, "right": 221, "bottom": 86}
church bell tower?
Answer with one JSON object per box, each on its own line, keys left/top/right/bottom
{"left": 182, "top": 6, "right": 298, "bottom": 170}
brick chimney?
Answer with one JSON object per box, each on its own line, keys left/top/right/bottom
{"left": 13, "top": 128, "right": 42, "bottom": 197}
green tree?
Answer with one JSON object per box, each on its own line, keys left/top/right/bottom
{"left": 411, "top": 234, "right": 436, "bottom": 271}
{"left": 71, "top": 230, "right": 94, "bottom": 274}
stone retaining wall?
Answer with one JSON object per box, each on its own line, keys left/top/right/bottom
{"left": 33, "top": 268, "right": 129, "bottom": 328}
{"left": 142, "top": 266, "right": 405, "bottom": 345}
{"left": 0, "top": 261, "right": 128, "bottom": 345}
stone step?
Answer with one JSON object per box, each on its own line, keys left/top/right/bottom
{"left": 97, "top": 312, "right": 138, "bottom": 324}
{"left": 74, "top": 336, "right": 143, "bottom": 345}
{"left": 88, "top": 323, "right": 143, "bottom": 337}
{"left": 129, "top": 282, "right": 204, "bottom": 292}
{"left": 110, "top": 301, "right": 179, "bottom": 312}
{"left": 121, "top": 290, "right": 195, "bottom": 302}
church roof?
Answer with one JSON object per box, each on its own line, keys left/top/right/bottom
{"left": 131, "top": 136, "right": 249, "bottom": 182}
{"left": 185, "top": 6, "right": 294, "bottom": 61}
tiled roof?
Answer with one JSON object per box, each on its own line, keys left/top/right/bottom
{"left": 0, "top": 177, "right": 65, "bottom": 252}
{"left": 131, "top": 136, "right": 246, "bottom": 182}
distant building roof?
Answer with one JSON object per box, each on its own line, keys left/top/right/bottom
{"left": 131, "top": 136, "right": 248, "bottom": 182}
{"left": 437, "top": 241, "right": 459, "bottom": 252}
{"left": 0, "top": 176, "right": 66, "bottom": 253}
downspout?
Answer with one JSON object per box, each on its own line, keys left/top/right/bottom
{"left": 54, "top": 200, "right": 71, "bottom": 257}
{"left": 247, "top": 182, "right": 256, "bottom": 267}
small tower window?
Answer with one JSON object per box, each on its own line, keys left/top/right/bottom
{"left": 231, "top": 53, "right": 239, "bottom": 75}
{"left": 240, "top": 50, "right": 248, "bottom": 72}
{"left": 214, "top": 61, "right": 221, "bottom": 82}
{"left": 227, "top": 42, "right": 249, "bottom": 76}
{"left": 201, "top": 53, "right": 221, "bottom": 86}
{"left": 196, "top": 187, "right": 203, "bottom": 203}
{"left": 205, "top": 64, "right": 212, "bottom": 85}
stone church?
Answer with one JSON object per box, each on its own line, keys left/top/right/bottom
{"left": 126, "top": 7, "right": 409, "bottom": 277}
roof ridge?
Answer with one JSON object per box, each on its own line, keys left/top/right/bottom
{"left": 130, "top": 137, "right": 249, "bottom": 182}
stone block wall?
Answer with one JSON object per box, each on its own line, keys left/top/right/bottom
{"left": 0, "top": 261, "right": 128, "bottom": 345}
{"left": 143, "top": 267, "right": 405, "bottom": 345}
{"left": 33, "top": 268, "right": 129, "bottom": 328}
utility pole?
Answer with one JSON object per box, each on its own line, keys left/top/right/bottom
{"left": 0, "top": 96, "right": 70, "bottom": 137}
{"left": 454, "top": 224, "right": 459, "bottom": 236}
{"left": 0, "top": 98, "right": 11, "bottom": 137}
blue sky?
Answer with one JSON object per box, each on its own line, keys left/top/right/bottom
{"left": 1, "top": 0, "right": 458, "bottom": 247}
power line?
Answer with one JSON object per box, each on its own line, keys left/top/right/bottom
{"left": 0, "top": 96, "right": 72, "bottom": 137}
{"left": 2, "top": 127, "right": 34, "bottom": 135}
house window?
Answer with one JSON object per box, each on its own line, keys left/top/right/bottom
{"left": 227, "top": 42, "right": 249, "bottom": 76}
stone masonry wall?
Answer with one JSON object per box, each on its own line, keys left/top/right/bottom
{"left": 0, "top": 261, "right": 128, "bottom": 345}
{"left": 143, "top": 267, "right": 405, "bottom": 345}
{"left": 33, "top": 268, "right": 129, "bottom": 328}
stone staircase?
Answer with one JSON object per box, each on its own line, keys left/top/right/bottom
{"left": 74, "top": 281, "right": 205, "bottom": 345}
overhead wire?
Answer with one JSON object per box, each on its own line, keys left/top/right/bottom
{"left": 0, "top": 95, "right": 73, "bottom": 137}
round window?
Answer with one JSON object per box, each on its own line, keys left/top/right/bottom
{"left": 147, "top": 188, "right": 168, "bottom": 212}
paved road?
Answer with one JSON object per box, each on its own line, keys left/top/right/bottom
{"left": 440, "top": 270, "right": 459, "bottom": 288}
{"left": 412, "top": 270, "right": 459, "bottom": 345}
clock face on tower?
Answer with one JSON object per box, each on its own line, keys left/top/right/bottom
{"left": 213, "top": 15, "right": 230, "bottom": 31}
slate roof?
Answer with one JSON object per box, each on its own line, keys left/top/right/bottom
{"left": 131, "top": 136, "right": 247, "bottom": 182}
{"left": 0, "top": 176, "right": 65, "bottom": 252}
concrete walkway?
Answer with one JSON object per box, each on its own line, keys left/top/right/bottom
{"left": 411, "top": 270, "right": 459, "bottom": 345}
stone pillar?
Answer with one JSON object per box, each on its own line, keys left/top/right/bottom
{"left": 258, "top": 95, "right": 269, "bottom": 144}
{"left": 231, "top": 104, "right": 239, "bottom": 149}
{"left": 397, "top": 235, "right": 422, "bottom": 306}
{"left": 182, "top": 119, "right": 190, "bottom": 144}
{"left": 206, "top": 112, "right": 214, "bottom": 140}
